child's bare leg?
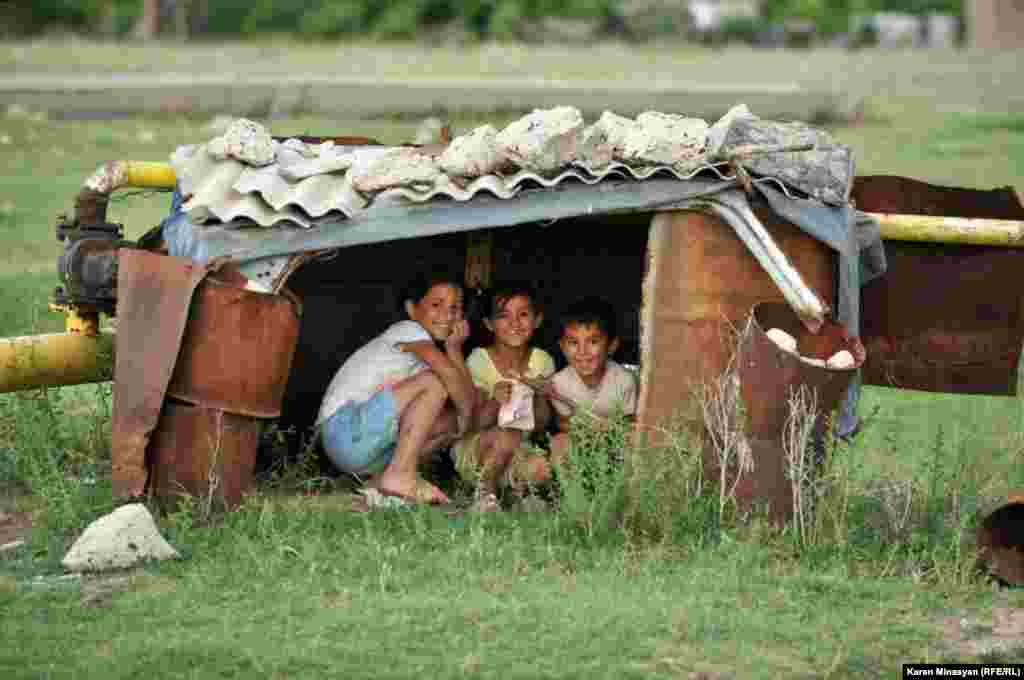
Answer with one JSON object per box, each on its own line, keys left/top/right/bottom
{"left": 475, "top": 428, "right": 521, "bottom": 499}
{"left": 550, "top": 433, "right": 570, "bottom": 469}
{"left": 418, "top": 407, "right": 458, "bottom": 461}
{"left": 471, "top": 386, "right": 497, "bottom": 431}
{"left": 376, "top": 371, "right": 455, "bottom": 503}
{"left": 513, "top": 455, "right": 553, "bottom": 486}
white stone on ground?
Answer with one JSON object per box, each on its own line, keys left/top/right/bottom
{"left": 62, "top": 504, "right": 179, "bottom": 573}
{"left": 495, "top": 106, "right": 584, "bottom": 175}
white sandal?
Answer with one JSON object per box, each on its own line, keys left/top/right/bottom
{"left": 470, "top": 491, "right": 501, "bottom": 513}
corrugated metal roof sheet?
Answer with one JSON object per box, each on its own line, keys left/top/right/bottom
{"left": 168, "top": 108, "right": 849, "bottom": 229}
{"left": 171, "top": 141, "right": 806, "bottom": 230}
{"left": 158, "top": 110, "right": 872, "bottom": 345}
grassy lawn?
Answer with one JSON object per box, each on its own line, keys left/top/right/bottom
{"left": 1, "top": 502, "right": 996, "bottom": 680}
{"left": 2, "top": 44, "right": 1024, "bottom": 678}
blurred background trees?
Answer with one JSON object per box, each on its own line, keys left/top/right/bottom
{"left": 4, "top": 0, "right": 965, "bottom": 44}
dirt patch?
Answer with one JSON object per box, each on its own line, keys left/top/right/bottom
{"left": 0, "top": 510, "right": 34, "bottom": 547}
{"left": 78, "top": 571, "right": 179, "bottom": 608}
{"left": 942, "top": 606, "right": 1024, "bottom": 659}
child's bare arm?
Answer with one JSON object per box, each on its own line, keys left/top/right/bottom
{"left": 444, "top": 319, "right": 477, "bottom": 420}
{"left": 532, "top": 391, "right": 553, "bottom": 433}
{"left": 474, "top": 386, "right": 502, "bottom": 430}
{"left": 517, "top": 376, "right": 575, "bottom": 432}
{"left": 400, "top": 335, "right": 475, "bottom": 433}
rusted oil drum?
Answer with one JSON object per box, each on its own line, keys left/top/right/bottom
{"left": 734, "top": 302, "right": 865, "bottom": 520}
{"left": 637, "top": 207, "right": 851, "bottom": 521}
{"left": 166, "top": 278, "right": 300, "bottom": 418}
{"left": 147, "top": 401, "right": 263, "bottom": 508}
{"left": 976, "top": 492, "right": 1024, "bottom": 586}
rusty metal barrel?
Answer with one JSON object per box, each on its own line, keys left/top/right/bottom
{"left": 111, "top": 250, "right": 299, "bottom": 508}
{"left": 149, "top": 276, "right": 300, "bottom": 507}
{"left": 637, "top": 206, "right": 862, "bottom": 521}
{"left": 976, "top": 492, "right": 1024, "bottom": 585}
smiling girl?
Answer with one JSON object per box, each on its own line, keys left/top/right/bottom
{"left": 452, "top": 282, "right": 556, "bottom": 511}
{"left": 316, "top": 272, "right": 477, "bottom": 505}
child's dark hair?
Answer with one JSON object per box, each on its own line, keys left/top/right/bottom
{"left": 398, "top": 270, "right": 464, "bottom": 311}
{"left": 559, "top": 296, "right": 618, "bottom": 340}
{"left": 484, "top": 281, "right": 540, "bottom": 319}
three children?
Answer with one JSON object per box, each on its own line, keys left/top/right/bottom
{"left": 316, "top": 273, "right": 637, "bottom": 510}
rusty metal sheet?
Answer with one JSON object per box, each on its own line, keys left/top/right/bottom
{"left": 637, "top": 207, "right": 842, "bottom": 521}
{"left": 111, "top": 250, "right": 212, "bottom": 498}
{"left": 637, "top": 205, "right": 835, "bottom": 432}
{"left": 854, "top": 176, "right": 1024, "bottom": 396}
{"left": 166, "top": 277, "right": 300, "bottom": 417}
{"left": 853, "top": 176, "right": 1024, "bottom": 220}
{"left": 147, "top": 401, "right": 261, "bottom": 509}
{"left": 733, "top": 302, "right": 864, "bottom": 521}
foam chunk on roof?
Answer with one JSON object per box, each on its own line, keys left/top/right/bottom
{"left": 622, "top": 112, "right": 708, "bottom": 171}
{"left": 495, "top": 106, "right": 584, "bottom": 175}
{"left": 438, "top": 124, "right": 504, "bottom": 179}
{"left": 349, "top": 147, "right": 442, "bottom": 193}
{"left": 578, "top": 111, "right": 639, "bottom": 170}
{"left": 206, "top": 118, "right": 276, "bottom": 167}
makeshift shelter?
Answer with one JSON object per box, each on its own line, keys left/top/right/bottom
{"left": 8, "top": 105, "right": 1024, "bottom": 526}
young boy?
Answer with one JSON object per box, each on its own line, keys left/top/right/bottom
{"left": 546, "top": 297, "right": 638, "bottom": 462}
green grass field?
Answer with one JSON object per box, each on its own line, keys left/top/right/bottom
{"left": 2, "top": 43, "right": 1024, "bottom": 678}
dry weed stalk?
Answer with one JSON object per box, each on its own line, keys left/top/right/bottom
{"left": 874, "top": 479, "right": 915, "bottom": 540}
{"left": 783, "top": 384, "right": 819, "bottom": 546}
{"left": 202, "top": 416, "right": 223, "bottom": 521}
{"left": 696, "top": 348, "right": 754, "bottom": 519}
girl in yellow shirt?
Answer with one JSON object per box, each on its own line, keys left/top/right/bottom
{"left": 453, "top": 282, "right": 556, "bottom": 511}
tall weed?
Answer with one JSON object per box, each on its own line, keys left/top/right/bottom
{"left": 0, "top": 384, "right": 112, "bottom": 532}
{"left": 626, "top": 412, "right": 716, "bottom": 545}
{"left": 554, "top": 409, "right": 631, "bottom": 544}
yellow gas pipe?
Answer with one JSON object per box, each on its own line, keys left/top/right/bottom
{"left": 1, "top": 161, "right": 1023, "bottom": 394}
{"left": 0, "top": 316, "right": 115, "bottom": 392}
{"left": 871, "top": 212, "right": 1024, "bottom": 247}
{"left": 0, "top": 161, "right": 175, "bottom": 393}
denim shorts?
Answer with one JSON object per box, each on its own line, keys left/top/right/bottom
{"left": 319, "top": 390, "right": 398, "bottom": 477}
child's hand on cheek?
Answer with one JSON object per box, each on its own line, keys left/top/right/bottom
{"left": 445, "top": 319, "right": 470, "bottom": 353}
